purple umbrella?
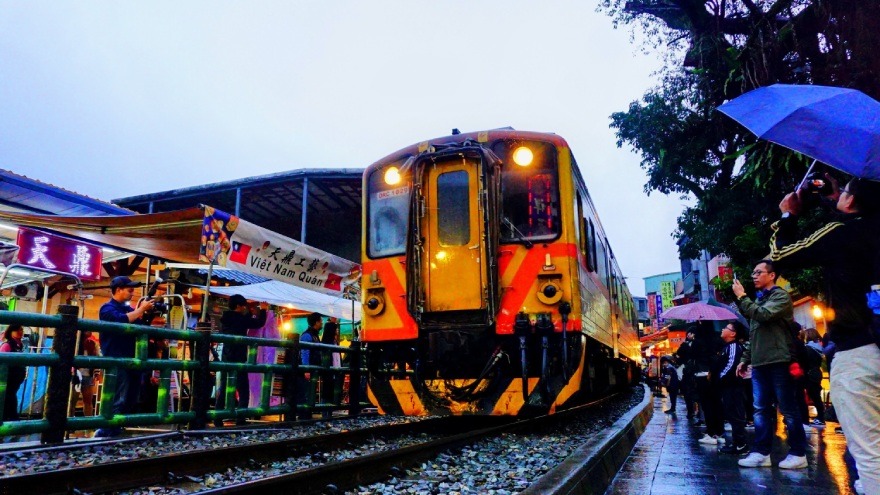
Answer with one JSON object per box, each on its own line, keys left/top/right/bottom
{"left": 660, "top": 301, "right": 738, "bottom": 321}
{"left": 717, "top": 84, "right": 880, "bottom": 180}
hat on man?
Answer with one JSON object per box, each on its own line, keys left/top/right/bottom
{"left": 110, "top": 276, "right": 140, "bottom": 291}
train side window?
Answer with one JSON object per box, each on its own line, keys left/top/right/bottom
{"left": 596, "top": 237, "right": 608, "bottom": 288}
{"left": 586, "top": 219, "right": 597, "bottom": 272}
{"left": 605, "top": 241, "right": 613, "bottom": 288}
{"left": 576, "top": 195, "right": 588, "bottom": 267}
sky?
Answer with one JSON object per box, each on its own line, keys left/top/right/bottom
{"left": 0, "top": 1, "right": 686, "bottom": 297}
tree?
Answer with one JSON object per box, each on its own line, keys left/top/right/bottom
{"left": 601, "top": 0, "right": 880, "bottom": 292}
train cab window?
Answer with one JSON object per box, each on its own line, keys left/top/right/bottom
{"left": 436, "top": 170, "right": 470, "bottom": 246}
{"left": 493, "top": 140, "right": 560, "bottom": 243}
{"left": 367, "top": 164, "right": 411, "bottom": 258}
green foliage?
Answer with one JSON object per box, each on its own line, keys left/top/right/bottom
{"left": 600, "top": 0, "right": 880, "bottom": 299}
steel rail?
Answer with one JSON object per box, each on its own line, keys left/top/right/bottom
{"left": 0, "top": 416, "right": 454, "bottom": 495}
{"left": 199, "top": 394, "right": 620, "bottom": 495}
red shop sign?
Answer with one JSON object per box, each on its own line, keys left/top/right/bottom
{"left": 16, "top": 227, "right": 103, "bottom": 281}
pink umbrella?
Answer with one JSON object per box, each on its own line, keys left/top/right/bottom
{"left": 660, "top": 301, "right": 737, "bottom": 321}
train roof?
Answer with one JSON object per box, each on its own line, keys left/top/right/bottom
{"left": 364, "top": 128, "right": 571, "bottom": 172}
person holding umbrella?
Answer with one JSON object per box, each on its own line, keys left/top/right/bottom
{"left": 770, "top": 178, "right": 880, "bottom": 489}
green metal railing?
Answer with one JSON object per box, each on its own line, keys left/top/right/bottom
{"left": 0, "top": 307, "right": 364, "bottom": 444}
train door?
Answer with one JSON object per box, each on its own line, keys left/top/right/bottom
{"left": 420, "top": 157, "right": 488, "bottom": 312}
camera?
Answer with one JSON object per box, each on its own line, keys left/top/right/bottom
{"left": 149, "top": 299, "right": 169, "bottom": 314}
{"left": 803, "top": 172, "right": 834, "bottom": 196}
{"left": 145, "top": 273, "right": 169, "bottom": 314}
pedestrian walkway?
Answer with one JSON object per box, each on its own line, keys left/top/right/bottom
{"left": 606, "top": 395, "right": 859, "bottom": 494}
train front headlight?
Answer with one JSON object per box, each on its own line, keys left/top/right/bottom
{"left": 512, "top": 146, "right": 534, "bottom": 167}
{"left": 384, "top": 166, "right": 401, "bottom": 185}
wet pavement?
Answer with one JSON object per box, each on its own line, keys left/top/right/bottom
{"left": 606, "top": 395, "right": 859, "bottom": 494}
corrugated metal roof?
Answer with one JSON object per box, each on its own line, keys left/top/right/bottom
{"left": 113, "top": 168, "right": 363, "bottom": 209}
{"left": 198, "top": 268, "right": 269, "bottom": 285}
{"left": 0, "top": 169, "right": 134, "bottom": 216}
{"left": 114, "top": 168, "right": 364, "bottom": 263}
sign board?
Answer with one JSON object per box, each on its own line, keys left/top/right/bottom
{"left": 199, "top": 207, "right": 360, "bottom": 299}
{"left": 655, "top": 293, "right": 664, "bottom": 326}
{"left": 660, "top": 281, "right": 674, "bottom": 311}
{"left": 16, "top": 227, "right": 103, "bottom": 281}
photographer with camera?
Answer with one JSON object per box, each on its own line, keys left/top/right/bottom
{"left": 770, "top": 174, "right": 880, "bottom": 492}
{"left": 95, "top": 276, "right": 155, "bottom": 437}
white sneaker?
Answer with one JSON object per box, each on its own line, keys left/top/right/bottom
{"left": 698, "top": 434, "right": 718, "bottom": 445}
{"left": 778, "top": 454, "right": 807, "bottom": 469}
{"left": 738, "top": 452, "right": 771, "bottom": 467}
{"left": 854, "top": 479, "right": 865, "bottom": 495}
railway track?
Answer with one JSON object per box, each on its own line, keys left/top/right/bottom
{"left": 1, "top": 388, "right": 645, "bottom": 495}
{"left": 195, "top": 393, "right": 629, "bottom": 495}
{"left": 0, "top": 416, "right": 497, "bottom": 495}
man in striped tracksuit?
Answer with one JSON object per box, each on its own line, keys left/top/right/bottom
{"left": 771, "top": 177, "right": 880, "bottom": 493}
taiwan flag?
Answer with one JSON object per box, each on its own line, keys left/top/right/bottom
{"left": 229, "top": 241, "right": 252, "bottom": 264}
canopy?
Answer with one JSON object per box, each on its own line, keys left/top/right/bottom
{"left": 211, "top": 280, "right": 361, "bottom": 321}
{"left": 0, "top": 205, "right": 360, "bottom": 299}
{"left": 0, "top": 207, "right": 204, "bottom": 262}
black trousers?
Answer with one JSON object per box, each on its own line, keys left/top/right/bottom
{"left": 665, "top": 384, "right": 679, "bottom": 412}
{"left": 681, "top": 373, "right": 697, "bottom": 417}
{"left": 2, "top": 376, "right": 24, "bottom": 421}
{"left": 804, "top": 379, "right": 825, "bottom": 421}
{"left": 696, "top": 376, "right": 724, "bottom": 437}
{"left": 216, "top": 370, "right": 250, "bottom": 413}
{"left": 720, "top": 383, "right": 747, "bottom": 446}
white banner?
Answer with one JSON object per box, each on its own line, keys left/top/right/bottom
{"left": 199, "top": 206, "right": 360, "bottom": 298}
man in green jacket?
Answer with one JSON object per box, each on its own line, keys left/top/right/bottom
{"left": 733, "top": 260, "right": 807, "bottom": 469}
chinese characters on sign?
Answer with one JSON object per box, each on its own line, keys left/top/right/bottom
{"left": 660, "top": 281, "right": 674, "bottom": 312}
{"left": 16, "top": 228, "right": 103, "bottom": 281}
{"left": 655, "top": 293, "right": 664, "bottom": 327}
{"left": 199, "top": 206, "right": 361, "bottom": 298}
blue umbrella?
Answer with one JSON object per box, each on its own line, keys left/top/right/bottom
{"left": 717, "top": 84, "right": 880, "bottom": 180}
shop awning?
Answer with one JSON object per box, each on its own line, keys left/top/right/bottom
{"left": 0, "top": 205, "right": 360, "bottom": 299}
{"left": 639, "top": 329, "right": 669, "bottom": 346}
{"left": 0, "top": 207, "right": 204, "bottom": 262}
{"left": 210, "top": 280, "right": 361, "bottom": 321}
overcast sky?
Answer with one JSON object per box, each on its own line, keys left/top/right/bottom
{"left": 0, "top": 1, "right": 685, "bottom": 296}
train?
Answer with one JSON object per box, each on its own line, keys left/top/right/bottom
{"left": 360, "top": 129, "right": 640, "bottom": 416}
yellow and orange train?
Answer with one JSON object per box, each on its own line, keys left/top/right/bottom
{"left": 361, "top": 129, "right": 640, "bottom": 416}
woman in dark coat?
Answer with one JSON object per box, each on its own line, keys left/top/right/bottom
{"left": 1, "top": 324, "right": 27, "bottom": 421}
{"left": 691, "top": 321, "right": 726, "bottom": 445}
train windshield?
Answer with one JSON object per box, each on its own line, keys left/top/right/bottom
{"left": 494, "top": 141, "right": 560, "bottom": 243}
{"left": 367, "top": 163, "right": 411, "bottom": 258}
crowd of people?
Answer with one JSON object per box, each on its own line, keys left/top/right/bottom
{"left": 655, "top": 175, "right": 880, "bottom": 494}
{"left": 660, "top": 304, "right": 830, "bottom": 460}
